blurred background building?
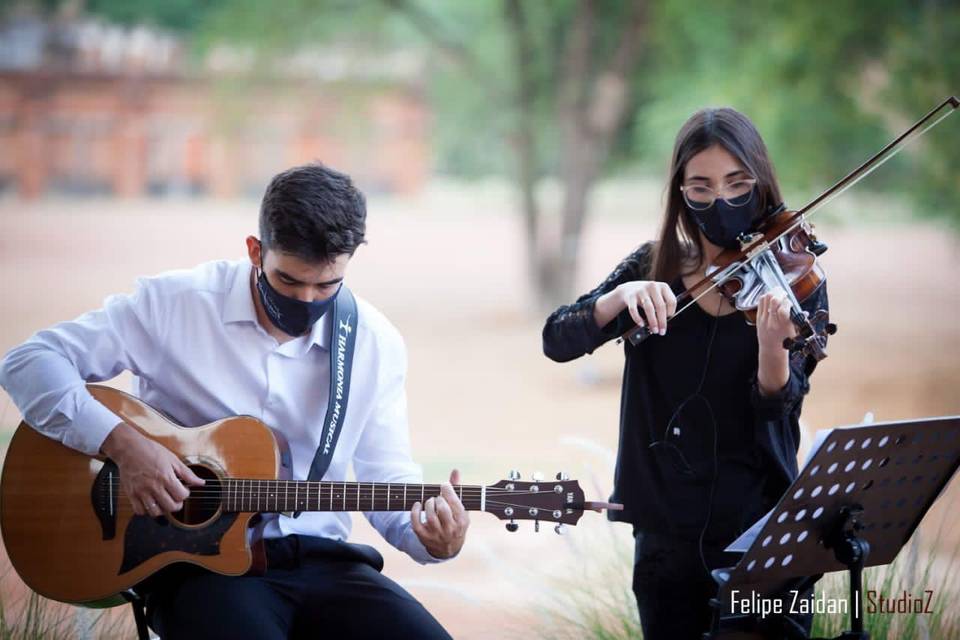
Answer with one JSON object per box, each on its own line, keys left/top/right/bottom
{"left": 0, "top": 12, "right": 429, "bottom": 199}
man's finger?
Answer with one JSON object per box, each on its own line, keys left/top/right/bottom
{"left": 423, "top": 496, "right": 439, "bottom": 531}
{"left": 151, "top": 490, "right": 179, "bottom": 514}
{"left": 165, "top": 473, "right": 190, "bottom": 502}
{"left": 441, "top": 482, "right": 466, "bottom": 521}
{"left": 177, "top": 462, "right": 205, "bottom": 486}
{"left": 435, "top": 496, "right": 457, "bottom": 535}
{"left": 411, "top": 501, "right": 426, "bottom": 534}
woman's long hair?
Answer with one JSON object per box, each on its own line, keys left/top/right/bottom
{"left": 650, "top": 107, "right": 784, "bottom": 283}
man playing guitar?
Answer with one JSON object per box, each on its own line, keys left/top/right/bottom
{"left": 0, "top": 163, "right": 467, "bottom": 639}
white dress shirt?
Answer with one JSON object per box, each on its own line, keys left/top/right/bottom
{"left": 0, "top": 259, "right": 442, "bottom": 564}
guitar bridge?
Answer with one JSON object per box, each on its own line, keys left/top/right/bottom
{"left": 91, "top": 460, "right": 120, "bottom": 540}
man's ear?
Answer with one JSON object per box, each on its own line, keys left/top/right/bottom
{"left": 245, "top": 236, "right": 262, "bottom": 268}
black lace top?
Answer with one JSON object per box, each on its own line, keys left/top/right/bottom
{"left": 542, "top": 242, "right": 829, "bottom": 544}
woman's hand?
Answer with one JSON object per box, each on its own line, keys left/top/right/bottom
{"left": 756, "top": 287, "right": 797, "bottom": 352}
{"left": 594, "top": 281, "right": 677, "bottom": 335}
{"left": 756, "top": 287, "right": 797, "bottom": 396}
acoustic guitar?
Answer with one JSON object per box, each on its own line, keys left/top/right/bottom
{"left": 0, "top": 384, "right": 620, "bottom": 607}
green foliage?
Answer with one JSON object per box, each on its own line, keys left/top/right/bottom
{"left": 637, "top": 0, "right": 958, "bottom": 220}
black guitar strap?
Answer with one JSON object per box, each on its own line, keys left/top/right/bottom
{"left": 293, "top": 286, "right": 358, "bottom": 517}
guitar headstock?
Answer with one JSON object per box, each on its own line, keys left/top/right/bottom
{"left": 483, "top": 471, "right": 622, "bottom": 534}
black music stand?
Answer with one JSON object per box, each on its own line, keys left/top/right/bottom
{"left": 703, "top": 415, "right": 960, "bottom": 640}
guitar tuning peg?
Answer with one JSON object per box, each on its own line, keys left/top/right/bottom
{"left": 508, "top": 469, "right": 521, "bottom": 481}
{"left": 534, "top": 520, "right": 540, "bottom": 533}
{"left": 505, "top": 520, "right": 519, "bottom": 532}
{"left": 554, "top": 524, "right": 566, "bottom": 535}
{"left": 555, "top": 471, "right": 569, "bottom": 481}
{"left": 531, "top": 471, "right": 544, "bottom": 482}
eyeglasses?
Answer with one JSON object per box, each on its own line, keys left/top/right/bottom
{"left": 680, "top": 178, "right": 757, "bottom": 211}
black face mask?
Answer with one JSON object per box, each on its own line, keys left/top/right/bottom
{"left": 686, "top": 189, "right": 761, "bottom": 249}
{"left": 256, "top": 266, "right": 341, "bottom": 337}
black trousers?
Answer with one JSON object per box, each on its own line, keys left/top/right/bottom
{"left": 137, "top": 535, "right": 452, "bottom": 640}
{"left": 632, "top": 531, "right": 813, "bottom": 640}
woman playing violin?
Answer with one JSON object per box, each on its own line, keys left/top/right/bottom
{"left": 542, "top": 107, "right": 828, "bottom": 639}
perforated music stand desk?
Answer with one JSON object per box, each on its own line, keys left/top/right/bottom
{"left": 707, "top": 416, "right": 960, "bottom": 640}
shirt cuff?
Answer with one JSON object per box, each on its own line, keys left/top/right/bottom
{"left": 63, "top": 392, "right": 123, "bottom": 456}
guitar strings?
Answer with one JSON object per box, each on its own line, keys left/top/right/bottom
{"left": 97, "top": 485, "right": 562, "bottom": 496}
{"left": 97, "top": 496, "right": 567, "bottom": 512}
{"left": 100, "top": 482, "right": 558, "bottom": 497}
{"left": 99, "top": 497, "right": 565, "bottom": 513}
{"left": 96, "top": 484, "right": 573, "bottom": 512}
{"left": 99, "top": 489, "right": 555, "bottom": 501}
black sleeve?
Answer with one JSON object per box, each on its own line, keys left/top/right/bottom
{"left": 542, "top": 242, "right": 655, "bottom": 363}
{"left": 750, "top": 280, "right": 831, "bottom": 492}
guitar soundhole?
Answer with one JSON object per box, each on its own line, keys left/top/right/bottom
{"left": 172, "top": 465, "right": 222, "bottom": 526}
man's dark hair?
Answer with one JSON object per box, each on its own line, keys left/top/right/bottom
{"left": 259, "top": 163, "right": 367, "bottom": 263}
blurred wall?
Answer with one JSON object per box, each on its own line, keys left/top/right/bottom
{"left": 0, "top": 15, "right": 430, "bottom": 199}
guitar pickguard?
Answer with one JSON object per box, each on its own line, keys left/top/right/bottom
{"left": 118, "top": 513, "right": 238, "bottom": 575}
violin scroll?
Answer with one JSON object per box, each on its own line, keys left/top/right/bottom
{"left": 782, "top": 308, "right": 837, "bottom": 361}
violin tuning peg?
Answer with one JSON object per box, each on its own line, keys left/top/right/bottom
{"left": 505, "top": 520, "right": 518, "bottom": 533}
{"left": 556, "top": 471, "right": 569, "bottom": 481}
{"left": 508, "top": 469, "right": 520, "bottom": 481}
{"left": 554, "top": 524, "right": 566, "bottom": 535}
{"left": 531, "top": 471, "right": 544, "bottom": 482}
{"left": 807, "top": 237, "right": 828, "bottom": 256}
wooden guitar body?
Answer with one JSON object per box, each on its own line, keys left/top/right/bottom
{"left": 1, "top": 385, "right": 615, "bottom": 608}
{"left": 0, "top": 385, "right": 288, "bottom": 606}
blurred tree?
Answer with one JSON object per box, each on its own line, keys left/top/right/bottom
{"left": 380, "top": 0, "right": 652, "bottom": 309}
{"left": 403, "top": 0, "right": 959, "bottom": 307}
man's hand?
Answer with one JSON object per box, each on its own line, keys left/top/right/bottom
{"left": 100, "top": 421, "right": 205, "bottom": 517}
{"left": 410, "top": 469, "right": 469, "bottom": 559}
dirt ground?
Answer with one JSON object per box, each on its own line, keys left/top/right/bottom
{"left": 1, "top": 184, "right": 959, "bottom": 638}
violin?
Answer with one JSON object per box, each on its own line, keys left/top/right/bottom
{"left": 619, "top": 95, "right": 959, "bottom": 362}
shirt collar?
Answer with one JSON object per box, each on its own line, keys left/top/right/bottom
{"left": 307, "top": 306, "right": 333, "bottom": 351}
{"left": 222, "top": 261, "right": 258, "bottom": 326}
{"left": 222, "top": 261, "right": 331, "bottom": 352}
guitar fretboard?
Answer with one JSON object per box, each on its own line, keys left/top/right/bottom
{"left": 220, "top": 479, "right": 485, "bottom": 513}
